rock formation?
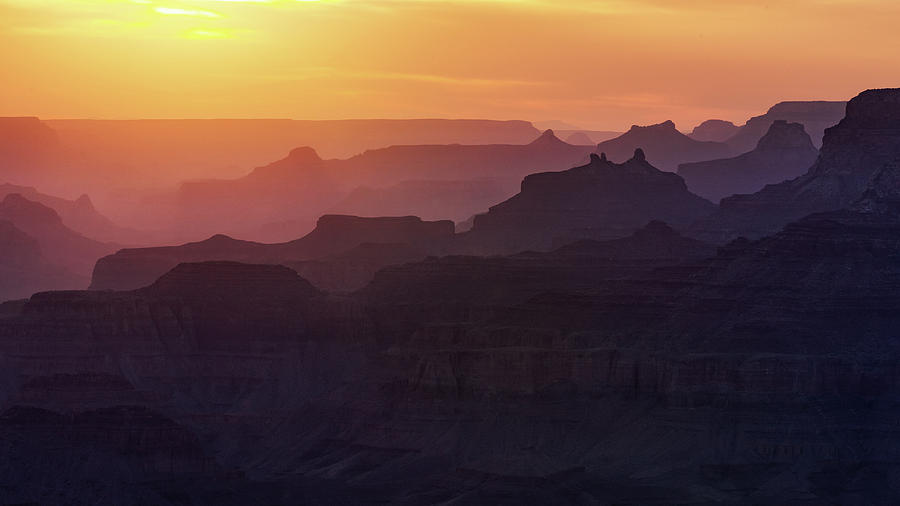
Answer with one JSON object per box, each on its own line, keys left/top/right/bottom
{"left": 694, "top": 88, "right": 900, "bottom": 241}
{"left": 457, "top": 150, "right": 716, "bottom": 254}
{"left": 678, "top": 120, "right": 819, "bottom": 202}
{"left": 688, "top": 119, "right": 740, "bottom": 142}
{"left": 724, "top": 100, "right": 846, "bottom": 152}
{"left": 5, "top": 166, "right": 900, "bottom": 501}
{"left": 596, "top": 120, "right": 734, "bottom": 171}
{"left": 3, "top": 90, "right": 900, "bottom": 504}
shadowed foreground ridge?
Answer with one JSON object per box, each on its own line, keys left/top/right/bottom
{"left": 3, "top": 89, "right": 900, "bottom": 504}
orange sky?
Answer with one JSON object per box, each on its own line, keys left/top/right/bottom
{"left": 1, "top": 0, "right": 898, "bottom": 130}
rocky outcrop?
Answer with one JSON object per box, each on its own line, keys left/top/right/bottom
{"left": 457, "top": 150, "right": 716, "bottom": 254}
{"left": 688, "top": 119, "right": 740, "bottom": 142}
{"left": 90, "top": 214, "right": 454, "bottom": 291}
{"left": 596, "top": 120, "right": 734, "bottom": 171}
{"left": 694, "top": 88, "right": 900, "bottom": 241}
{"left": 725, "top": 100, "right": 846, "bottom": 152}
{"left": 678, "top": 120, "right": 819, "bottom": 201}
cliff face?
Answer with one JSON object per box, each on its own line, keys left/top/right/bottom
{"left": 596, "top": 120, "right": 734, "bottom": 171}
{"left": 678, "top": 120, "right": 819, "bottom": 202}
{"left": 725, "top": 100, "right": 847, "bottom": 152}
{"left": 695, "top": 88, "right": 900, "bottom": 241}
{"left": 90, "top": 214, "right": 454, "bottom": 291}
{"left": 458, "top": 151, "right": 716, "bottom": 254}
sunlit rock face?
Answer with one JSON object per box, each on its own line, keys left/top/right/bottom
{"left": 679, "top": 120, "right": 819, "bottom": 202}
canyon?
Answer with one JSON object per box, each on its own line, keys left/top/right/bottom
{"left": 1, "top": 88, "right": 898, "bottom": 504}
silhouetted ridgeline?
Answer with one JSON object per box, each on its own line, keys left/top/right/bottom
{"left": 457, "top": 150, "right": 715, "bottom": 254}
{"left": 169, "top": 129, "right": 592, "bottom": 241}
{"left": 724, "top": 100, "right": 846, "bottom": 152}
{"left": 688, "top": 119, "right": 740, "bottom": 142}
{"left": 678, "top": 120, "right": 819, "bottom": 202}
{"left": 1, "top": 88, "right": 899, "bottom": 503}
{"left": 90, "top": 214, "right": 454, "bottom": 291}
{"left": 596, "top": 120, "right": 735, "bottom": 171}
{"left": 694, "top": 88, "right": 900, "bottom": 241}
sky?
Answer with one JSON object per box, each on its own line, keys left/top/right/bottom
{"left": 1, "top": 0, "right": 899, "bottom": 130}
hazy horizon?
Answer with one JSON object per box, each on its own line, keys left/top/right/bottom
{"left": 3, "top": 0, "right": 897, "bottom": 130}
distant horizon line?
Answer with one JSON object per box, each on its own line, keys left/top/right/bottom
{"left": 4, "top": 115, "right": 635, "bottom": 133}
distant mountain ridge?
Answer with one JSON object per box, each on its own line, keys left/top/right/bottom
{"left": 171, "top": 130, "right": 593, "bottom": 241}
{"left": 678, "top": 120, "right": 819, "bottom": 202}
{"left": 0, "top": 194, "right": 116, "bottom": 277}
{"left": 724, "top": 100, "right": 846, "bottom": 152}
{"left": 688, "top": 119, "right": 739, "bottom": 142}
{"left": 693, "top": 88, "right": 900, "bottom": 241}
{"left": 596, "top": 120, "right": 734, "bottom": 171}
{"left": 0, "top": 183, "right": 143, "bottom": 244}
{"left": 90, "top": 215, "right": 455, "bottom": 291}
{"left": 456, "top": 149, "right": 716, "bottom": 254}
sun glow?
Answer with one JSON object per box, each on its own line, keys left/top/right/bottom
{"left": 2, "top": 0, "right": 899, "bottom": 128}
{"left": 154, "top": 7, "right": 220, "bottom": 17}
